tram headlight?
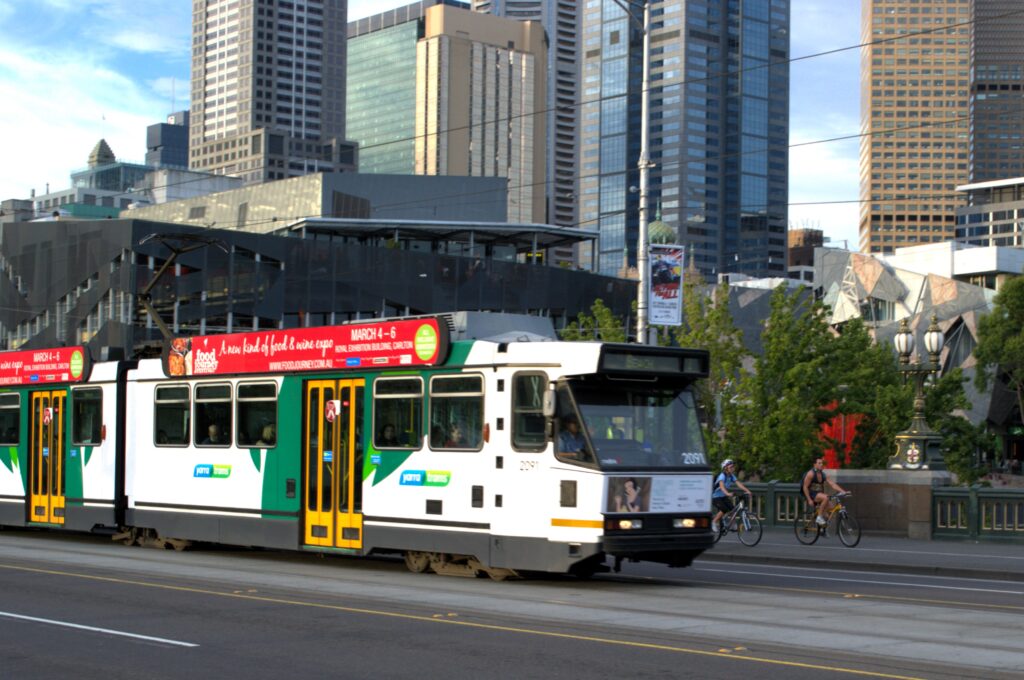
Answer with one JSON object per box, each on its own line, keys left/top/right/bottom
{"left": 673, "top": 518, "right": 697, "bottom": 529}
{"left": 616, "top": 519, "right": 643, "bottom": 530}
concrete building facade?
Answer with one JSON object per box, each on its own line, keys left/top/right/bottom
{"left": 969, "top": 1, "right": 1024, "bottom": 183}
{"left": 413, "top": 5, "right": 547, "bottom": 225}
{"left": 859, "top": 0, "right": 971, "bottom": 254}
{"left": 189, "top": 0, "right": 356, "bottom": 183}
{"left": 473, "top": 0, "right": 581, "bottom": 240}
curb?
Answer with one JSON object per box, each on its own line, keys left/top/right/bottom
{"left": 695, "top": 550, "right": 1021, "bottom": 583}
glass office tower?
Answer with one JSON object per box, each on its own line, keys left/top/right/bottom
{"left": 579, "top": 0, "right": 789, "bottom": 277}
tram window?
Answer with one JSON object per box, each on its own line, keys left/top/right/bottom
{"left": 71, "top": 387, "right": 102, "bottom": 445}
{"left": 511, "top": 373, "right": 546, "bottom": 451}
{"left": 373, "top": 377, "right": 422, "bottom": 449}
{"left": 155, "top": 385, "right": 190, "bottom": 446}
{"left": 195, "top": 383, "right": 232, "bottom": 447}
{"left": 0, "top": 393, "right": 19, "bottom": 445}
{"left": 236, "top": 382, "right": 277, "bottom": 447}
{"left": 429, "top": 375, "right": 483, "bottom": 451}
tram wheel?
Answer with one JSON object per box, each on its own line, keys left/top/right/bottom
{"left": 404, "top": 551, "right": 433, "bottom": 573}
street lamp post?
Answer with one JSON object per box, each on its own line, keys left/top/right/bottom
{"left": 611, "top": 0, "right": 653, "bottom": 345}
{"left": 890, "top": 315, "right": 946, "bottom": 470}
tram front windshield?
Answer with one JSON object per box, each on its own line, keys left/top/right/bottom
{"left": 570, "top": 383, "right": 707, "bottom": 470}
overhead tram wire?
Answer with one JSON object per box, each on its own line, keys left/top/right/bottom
{"left": 104, "top": 7, "right": 1024, "bottom": 206}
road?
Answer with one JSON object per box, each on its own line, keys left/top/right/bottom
{"left": 0, "top": 529, "right": 1021, "bottom": 680}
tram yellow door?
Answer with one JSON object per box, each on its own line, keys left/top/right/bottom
{"left": 303, "top": 379, "right": 365, "bottom": 550}
{"left": 29, "top": 391, "right": 67, "bottom": 525}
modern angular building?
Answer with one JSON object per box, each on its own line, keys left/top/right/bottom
{"left": 579, "top": 0, "right": 789, "bottom": 278}
{"left": 189, "top": 0, "right": 356, "bottom": 182}
{"left": 0, "top": 218, "right": 634, "bottom": 357}
{"left": 859, "top": 0, "right": 971, "bottom": 254}
{"left": 347, "top": 3, "right": 547, "bottom": 225}
{"left": 472, "top": 0, "right": 581, "bottom": 239}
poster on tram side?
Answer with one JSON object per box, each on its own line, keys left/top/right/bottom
{"left": 649, "top": 244, "right": 684, "bottom": 327}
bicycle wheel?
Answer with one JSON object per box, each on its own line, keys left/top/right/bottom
{"left": 711, "top": 521, "right": 724, "bottom": 544}
{"left": 837, "top": 512, "right": 861, "bottom": 547}
{"left": 794, "top": 511, "right": 820, "bottom": 545}
{"left": 737, "top": 511, "right": 762, "bottom": 547}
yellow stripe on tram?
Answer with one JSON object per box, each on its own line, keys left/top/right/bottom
{"left": 551, "top": 518, "right": 603, "bottom": 529}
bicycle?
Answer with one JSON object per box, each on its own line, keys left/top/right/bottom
{"left": 793, "top": 492, "right": 861, "bottom": 547}
{"left": 712, "top": 494, "right": 762, "bottom": 547}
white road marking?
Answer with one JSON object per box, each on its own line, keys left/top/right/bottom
{"left": 693, "top": 566, "right": 1024, "bottom": 595}
{"left": 0, "top": 611, "right": 199, "bottom": 647}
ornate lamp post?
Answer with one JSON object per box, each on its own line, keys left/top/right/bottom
{"left": 890, "top": 314, "right": 946, "bottom": 470}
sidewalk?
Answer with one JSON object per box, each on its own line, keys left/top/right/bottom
{"left": 697, "top": 529, "right": 1024, "bottom": 581}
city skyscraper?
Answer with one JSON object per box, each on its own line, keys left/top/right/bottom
{"left": 347, "top": 1, "right": 468, "bottom": 175}
{"left": 189, "top": 0, "right": 356, "bottom": 183}
{"left": 580, "top": 0, "right": 789, "bottom": 278}
{"left": 859, "top": 0, "right": 971, "bottom": 254}
{"left": 347, "top": 3, "right": 547, "bottom": 225}
{"left": 473, "top": 0, "right": 581, "bottom": 240}
{"left": 969, "top": 1, "right": 1024, "bottom": 183}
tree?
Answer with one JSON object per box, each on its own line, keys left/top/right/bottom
{"left": 926, "top": 368, "right": 997, "bottom": 485}
{"left": 974, "top": 275, "right": 1024, "bottom": 429}
{"left": 559, "top": 299, "right": 629, "bottom": 342}
{"left": 671, "top": 273, "right": 748, "bottom": 465}
{"left": 731, "top": 285, "right": 839, "bottom": 480}
{"left": 828, "top": 317, "right": 908, "bottom": 469}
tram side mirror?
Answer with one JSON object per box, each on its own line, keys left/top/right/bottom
{"left": 542, "top": 387, "right": 556, "bottom": 418}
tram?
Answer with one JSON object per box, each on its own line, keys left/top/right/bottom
{"left": 0, "top": 315, "right": 714, "bottom": 578}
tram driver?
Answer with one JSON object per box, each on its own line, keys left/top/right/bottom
{"left": 558, "top": 415, "right": 589, "bottom": 461}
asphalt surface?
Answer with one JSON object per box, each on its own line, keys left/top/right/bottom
{"left": 700, "top": 528, "right": 1024, "bottom": 581}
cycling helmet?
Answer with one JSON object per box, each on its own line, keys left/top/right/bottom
{"left": 721, "top": 459, "right": 734, "bottom": 469}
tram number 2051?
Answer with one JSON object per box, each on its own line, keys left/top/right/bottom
{"left": 520, "top": 460, "right": 539, "bottom": 472}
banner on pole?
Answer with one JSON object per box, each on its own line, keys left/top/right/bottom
{"left": 649, "top": 244, "right": 684, "bottom": 326}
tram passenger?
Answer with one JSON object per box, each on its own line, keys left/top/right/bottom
{"left": 445, "top": 422, "right": 469, "bottom": 448}
{"left": 378, "top": 423, "right": 400, "bottom": 447}
{"left": 201, "top": 423, "right": 223, "bottom": 445}
{"left": 256, "top": 424, "right": 276, "bottom": 447}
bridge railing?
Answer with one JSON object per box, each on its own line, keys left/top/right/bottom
{"left": 738, "top": 481, "right": 1024, "bottom": 541}
{"left": 933, "top": 486, "right": 1024, "bottom": 541}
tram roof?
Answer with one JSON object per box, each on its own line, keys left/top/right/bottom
{"left": 282, "top": 217, "right": 599, "bottom": 253}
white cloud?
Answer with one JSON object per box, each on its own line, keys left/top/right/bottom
{"left": 0, "top": 47, "right": 168, "bottom": 199}
{"left": 789, "top": 139, "right": 862, "bottom": 251}
{"left": 109, "top": 29, "right": 186, "bottom": 56}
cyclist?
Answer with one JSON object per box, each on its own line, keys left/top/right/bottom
{"left": 712, "top": 459, "right": 750, "bottom": 534}
{"left": 801, "top": 456, "right": 848, "bottom": 527}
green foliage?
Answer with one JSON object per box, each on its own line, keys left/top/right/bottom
{"left": 671, "top": 274, "right": 748, "bottom": 466}
{"left": 560, "top": 299, "right": 629, "bottom": 342}
{"left": 731, "top": 285, "right": 841, "bottom": 480}
{"left": 925, "top": 368, "right": 998, "bottom": 484}
{"left": 975, "top": 276, "right": 1024, "bottom": 427}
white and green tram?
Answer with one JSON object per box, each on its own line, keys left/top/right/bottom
{"left": 0, "top": 316, "right": 714, "bottom": 578}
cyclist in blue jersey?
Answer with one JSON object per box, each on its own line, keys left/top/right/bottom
{"left": 712, "top": 459, "right": 750, "bottom": 534}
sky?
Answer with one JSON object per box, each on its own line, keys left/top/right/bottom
{"left": 0, "top": 0, "right": 862, "bottom": 250}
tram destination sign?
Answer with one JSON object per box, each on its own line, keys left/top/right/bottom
{"left": 163, "top": 318, "right": 450, "bottom": 377}
{"left": 0, "top": 346, "right": 90, "bottom": 386}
